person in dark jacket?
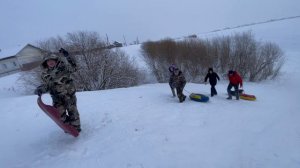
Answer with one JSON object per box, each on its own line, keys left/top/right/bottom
{"left": 168, "top": 64, "right": 177, "bottom": 97}
{"left": 204, "top": 67, "right": 220, "bottom": 97}
{"left": 227, "top": 70, "right": 243, "bottom": 100}
{"left": 170, "top": 67, "right": 187, "bottom": 102}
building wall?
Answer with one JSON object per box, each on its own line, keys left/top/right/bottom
{"left": 0, "top": 57, "right": 20, "bottom": 77}
{"left": 16, "top": 45, "right": 43, "bottom": 66}
{"left": 0, "top": 44, "right": 44, "bottom": 77}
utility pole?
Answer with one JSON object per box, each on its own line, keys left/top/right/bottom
{"left": 106, "top": 34, "right": 110, "bottom": 46}
{"left": 123, "top": 35, "right": 127, "bottom": 46}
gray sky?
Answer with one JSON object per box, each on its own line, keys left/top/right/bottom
{"left": 0, "top": 0, "right": 299, "bottom": 48}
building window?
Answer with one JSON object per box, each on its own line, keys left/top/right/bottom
{"left": 2, "top": 64, "right": 7, "bottom": 69}
{"left": 12, "top": 61, "right": 17, "bottom": 67}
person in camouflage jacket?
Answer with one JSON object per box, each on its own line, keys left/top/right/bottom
{"left": 168, "top": 64, "right": 177, "bottom": 97}
{"left": 34, "top": 49, "right": 81, "bottom": 132}
{"left": 170, "top": 67, "right": 187, "bottom": 102}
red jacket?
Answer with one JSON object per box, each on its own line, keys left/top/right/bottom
{"left": 228, "top": 71, "right": 243, "bottom": 87}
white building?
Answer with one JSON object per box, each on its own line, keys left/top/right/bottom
{"left": 0, "top": 44, "right": 44, "bottom": 77}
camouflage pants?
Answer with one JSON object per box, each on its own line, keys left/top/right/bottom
{"left": 52, "top": 93, "right": 81, "bottom": 129}
{"left": 176, "top": 82, "right": 186, "bottom": 101}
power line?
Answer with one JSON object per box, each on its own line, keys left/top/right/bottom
{"left": 176, "top": 15, "right": 300, "bottom": 40}
{"left": 201, "top": 15, "right": 300, "bottom": 35}
{"left": 130, "top": 15, "right": 300, "bottom": 45}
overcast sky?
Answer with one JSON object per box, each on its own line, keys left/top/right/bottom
{"left": 0, "top": 0, "right": 299, "bottom": 48}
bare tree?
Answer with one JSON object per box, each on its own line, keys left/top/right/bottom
{"left": 141, "top": 31, "right": 285, "bottom": 83}
{"left": 249, "top": 42, "right": 284, "bottom": 81}
{"left": 19, "top": 31, "right": 145, "bottom": 93}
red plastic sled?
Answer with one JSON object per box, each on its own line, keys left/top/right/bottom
{"left": 37, "top": 96, "right": 79, "bottom": 137}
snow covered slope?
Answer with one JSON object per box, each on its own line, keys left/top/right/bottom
{"left": 0, "top": 73, "right": 24, "bottom": 98}
{"left": 1, "top": 20, "right": 300, "bottom": 168}
{"left": 1, "top": 79, "right": 300, "bottom": 168}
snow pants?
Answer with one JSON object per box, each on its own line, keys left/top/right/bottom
{"left": 52, "top": 93, "right": 81, "bottom": 129}
{"left": 176, "top": 83, "right": 186, "bottom": 102}
{"left": 227, "top": 83, "right": 239, "bottom": 100}
{"left": 210, "top": 84, "right": 217, "bottom": 97}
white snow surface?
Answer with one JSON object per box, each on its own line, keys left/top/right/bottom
{"left": 1, "top": 21, "right": 300, "bottom": 168}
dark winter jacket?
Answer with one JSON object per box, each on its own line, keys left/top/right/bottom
{"left": 170, "top": 71, "right": 186, "bottom": 89}
{"left": 204, "top": 68, "right": 220, "bottom": 86}
{"left": 228, "top": 71, "right": 243, "bottom": 87}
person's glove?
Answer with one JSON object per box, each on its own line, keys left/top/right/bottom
{"left": 34, "top": 88, "right": 43, "bottom": 96}
{"left": 59, "top": 48, "right": 69, "bottom": 57}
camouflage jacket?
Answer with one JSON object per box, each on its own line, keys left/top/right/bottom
{"left": 37, "top": 54, "right": 77, "bottom": 97}
{"left": 169, "top": 71, "right": 186, "bottom": 89}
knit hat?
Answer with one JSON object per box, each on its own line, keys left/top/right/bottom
{"left": 41, "top": 53, "right": 59, "bottom": 68}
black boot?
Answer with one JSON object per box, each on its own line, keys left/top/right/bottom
{"left": 73, "top": 125, "right": 81, "bottom": 132}
{"left": 179, "top": 95, "right": 186, "bottom": 103}
{"left": 183, "top": 95, "right": 186, "bottom": 101}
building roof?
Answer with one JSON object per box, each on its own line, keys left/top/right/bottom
{"left": 0, "top": 45, "right": 24, "bottom": 59}
{"left": 0, "top": 44, "right": 43, "bottom": 60}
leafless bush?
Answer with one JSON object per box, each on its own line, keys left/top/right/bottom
{"left": 75, "top": 48, "right": 143, "bottom": 90}
{"left": 141, "top": 31, "right": 284, "bottom": 82}
{"left": 141, "top": 38, "right": 178, "bottom": 82}
{"left": 178, "top": 39, "right": 219, "bottom": 82}
{"left": 18, "top": 67, "right": 42, "bottom": 94}
{"left": 20, "top": 31, "right": 145, "bottom": 93}
{"left": 249, "top": 42, "right": 284, "bottom": 81}
{"left": 218, "top": 32, "right": 284, "bottom": 81}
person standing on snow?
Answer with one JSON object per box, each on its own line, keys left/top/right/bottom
{"left": 34, "top": 48, "right": 81, "bottom": 132}
{"left": 227, "top": 70, "right": 243, "bottom": 100}
{"left": 170, "top": 67, "right": 187, "bottom": 102}
{"left": 204, "top": 67, "right": 220, "bottom": 97}
{"left": 168, "top": 64, "right": 177, "bottom": 97}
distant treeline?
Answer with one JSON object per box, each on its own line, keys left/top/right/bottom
{"left": 141, "top": 31, "right": 284, "bottom": 83}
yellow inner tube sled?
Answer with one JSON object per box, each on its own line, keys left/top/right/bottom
{"left": 189, "top": 93, "right": 209, "bottom": 102}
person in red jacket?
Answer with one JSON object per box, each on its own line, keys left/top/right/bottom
{"left": 227, "top": 70, "right": 243, "bottom": 100}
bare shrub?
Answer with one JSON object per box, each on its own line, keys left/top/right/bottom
{"left": 75, "top": 48, "right": 142, "bottom": 90}
{"left": 20, "top": 31, "right": 145, "bottom": 93}
{"left": 249, "top": 42, "right": 284, "bottom": 81}
{"left": 17, "top": 67, "right": 42, "bottom": 94}
{"left": 141, "top": 31, "right": 285, "bottom": 83}
{"left": 141, "top": 38, "right": 177, "bottom": 82}
{"left": 177, "top": 39, "right": 212, "bottom": 82}
{"left": 229, "top": 32, "right": 257, "bottom": 78}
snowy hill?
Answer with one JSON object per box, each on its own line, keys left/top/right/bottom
{"left": 1, "top": 79, "right": 300, "bottom": 168}
{"left": 1, "top": 20, "right": 300, "bottom": 167}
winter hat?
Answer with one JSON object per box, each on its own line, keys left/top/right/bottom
{"left": 41, "top": 53, "right": 59, "bottom": 68}
{"left": 228, "top": 70, "right": 234, "bottom": 75}
{"left": 174, "top": 67, "right": 179, "bottom": 72}
{"left": 208, "top": 67, "right": 213, "bottom": 72}
{"left": 169, "top": 64, "right": 177, "bottom": 72}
